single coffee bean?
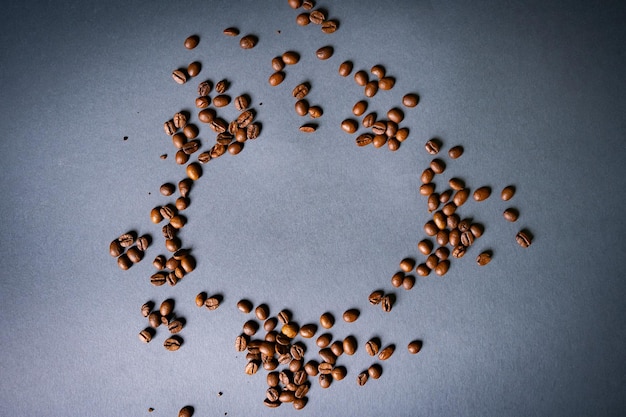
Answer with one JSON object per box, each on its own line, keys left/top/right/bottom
{"left": 212, "top": 94, "right": 230, "bottom": 107}
{"left": 356, "top": 133, "right": 373, "bottom": 146}
{"left": 255, "top": 304, "right": 270, "bottom": 320}
{"left": 357, "top": 371, "right": 369, "bottom": 386}
{"left": 403, "top": 275, "right": 416, "bottom": 290}
{"left": 148, "top": 311, "right": 162, "bottom": 328}
{"left": 316, "top": 333, "right": 332, "bottom": 348}
{"left": 421, "top": 168, "right": 435, "bottom": 184}
{"left": 186, "top": 162, "right": 202, "bottom": 180}
{"left": 195, "top": 96, "right": 210, "bottom": 108}
{"left": 304, "top": 360, "right": 319, "bottom": 376}
{"left": 228, "top": 141, "right": 244, "bottom": 156}
{"left": 338, "top": 60, "right": 353, "bottom": 76}
{"left": 141, "top": 301, "right": 154, "bottom": 317}
{"left": 362, "top": 112, "right": 376, "bottom": 128}
{"left": 330, "top": 340, "right": 344, "bottom": 357}
{"left": 269, "top": 71, "right": 285, "bottom": 86}
{"left": 117, "top": 254, "right": 132, "bottom": 270}
{"left": 160, "top": 299, "right": 175, "bottom": 316}
{"left": 210, "top": 118, "right": 228, "bottom": 133}
{"left": 396, "top": 127, "right": 409, "bottom": 142}
{"left": 371, "top": 121, "right": 386, "bottom": 135}
{"left": 387, "top": 108, "right": 404, "bottom": 124}
{"left": 315, "top": 45, "right": 333, "bottom": 60}
{"left": 476, "top": 251, "right": 492, "bottom": 266}
{"left": 237, "top": 299, "right": 253, "bottom": 313}
{"left": 448, "top": 145, "right": 464, "bottom": 159}
{"left": 378, "top": 76, "right": 395, "bottom": 90}
{"left": 473, "top": 186, "right": 491, "bottom": 201}
{"left": 267, "top": 371, "right": 279, "bottom": 387}
{"left": 447, "top": 213, "right": 460, "bottom": 230}
{"left": 453, "top": 189, "right": 470, "bottom": 207}
{"left": 266, "top": 387, "right": 279, "bottom": 402}
{"left": 299, "top": 323, "right": 317, "bottom": 338}
{"left": 442, "top": 202, "right": 457, "bottom": 217}
{"left": 264, "top": 317, "right": 278, "bottom": 332}
{"left": 402, "top": 93, "right": 419, "bottom": 107}
{"left": 205, "top": 296, "right": 221, "bottom": 310}
{"left": 309, "top": 10, "right": 326, "bottom": 24}
{"left": 449, "top": 178, "right": 465, "bottom": 191}
{"left": 452, "top": 245, "right": 467, "bottom": 258}
{"left": 516, "top": 230, "right": 532, "bottom": 248}
{"left": 368, "top": 290, "right": 384, "bottom": 305}
{"left": 295, "top": 99, "right": 310, "bottom": 116}
{"left": 321, "top": 20, "right": 338, "bottom": 33}
{"left": 436, "top": 230, "right": 449, "bottom": 246}
{"left": 182, "top": 124, "right": 198, "bottom": 139}
{"left": 223, "top": 26, "right": 239, "bottom": 36}
{"left": 118, "top": 233, "right": 135, "bottom": 248}
{"left": 372, "top": 134, "right": 387, "bottom": 148}
{"left": 318, "top": 362, "right": 333, "bottom": 374}
{"left": 308, "top": 105, "right": 323, "bottom": 118}
{"left": 164, "top": 120, "right": 176, "bottom": 135}
{"left": 197, "top": 109, "right": 215, "bottom": 125}
{"left": 449, "top": 229, "right": 461, "bottom": 247}
{"left": 271, "top": 56, "right": 285, "bottom": 71}
{"left": 282, "top": 50, "right": 300, "bottom": 65}
{"left": 352, "top": 100, "right": 368, "bottom": 116}
{"left": 435, "top": 246, "right": 450, "bottom": 260}
{"left": 164, "top": 336, "right": 182, "bottom": 351}
{"left": 169, "top": 215, "right": 186, "bottom": 229}
{"left": 235, "top": 335, "right": 248, "bottom": 352}
{"left": 435, "top": 260, "right": 450, "bottom": 276}
{"left": 259, "top": 341, "right": 276, "bottom": 357}
{"left": 243, "top": 320, "right": 259, "bottom": 336}
{"left": 139, "top": 328, "right": 153, "bottom": 343}
{"left": 407, "top": 340, "right": 423, "bottom": 354}
{"left": 378, "top": 344, "right": 395, "bottom": 360}
{"left": 165, "top": 238, "right": 181, "bottom": 253}
{"left": 342, "top": 309, "right": 359, "bottom": 323}
{"left": 341, "top": 119, "right": 358, "bottom": 133}
{"left": 109, "top": 239, "right": 123, "bottom": 257}
{"left": 385, "top": 121, "right": 398, "bottom": 137}
{"left": 430, "top": 158, "right": 446, "bottom": 174}
{"left": 291, "top": 343, "right": 305, "bottom": 361}
{"left": 425, "top": 139, "right": 441, "bottom": 154}
{"left": 263, "top": 399, "right": 280, "bottom": 408}
{"left": 239, "top": 34, "right": 257, "bottom": 49}
{"left": 172, "top": 69, "right": 187, "bottom": 84}
{"left": 168, "top": 319, "right": 184, "bottom": 334}
{"left": 416, "top": 264, "right": 431, "bottom": 276}
{"left": 184, "top": 35, "right": 199, "bottom": 49}
{"left": 277, "top": 309, "right": 291, "bottom": 324}
{"left": 319, "top": 373, "right": 332, "bottom": 388}
{"left": 400, "top": 258, "right": 415, "bottom": 272}
{"left": 150, "top": 272, "right": 166, "bottom": 286}
{"left": 193, "top": 292, "right": 206, "bottom": 307}
{"left": 296, "top": 12, "right": 310, "bottom": 26}
{"left": 368, "top": 363, "right": 383, "bottom": 379}
{"left": 503, "top": 207, "right": 519, "bottom": 222}
{"left": 426, "top": 254, "right": 439, "bottom": 269}
{"left": 354, "top": 70, "right": 368, "bottom": 86}
{"left": 318, "top": 347, "right": 337, "bottom": 365}
{"left": 501, "top": 185, "right": 516, "bottom": 201}
{"left": 282, "top": 322, "right": 299, "bottom": 338}
{"left": 295, "top": 382, "right": 309, "bottom": 398}
{"left": 233, "top": 95, "right": 250, "bottom": 111}
{"left": 343, "top": 336, "right": 357, "bottom": 355}
{"left": 292, "top": 82, "right": 310, "bottom": 99}
{"left": 187, "top": 61, "right": 201, "bottom": 77}
{"left": 420, "top": 183, "right": 435, "bottom": 196}
{"left": 424, "top": 220, "right": 438, "bottom": 236}
{"left": 182, "top": 140, "right": 200, "bottom": 155}
{"left": 461, "top": 231, "right": 475, "bottom": 247}
{"left": 197, "top": 80, "right": 212, "bottom": 96}
{"left": 246, "top": 123, "right": 260, "bottom": 139}
{"left": 427, "top": 194, "right": 440, "bottom": 212}
{"left": 391, "top": 271, "right": 404, "bottom": 288}
{"left": 364, "top": 80, "right": 379, "bottom": 97}
{"left": 299, "top": 124, "right": 317, "bottom": 133}
{"left": 245, "top": 361, "right": 259, "bottom": 375}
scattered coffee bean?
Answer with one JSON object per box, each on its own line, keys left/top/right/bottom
{"left": 282, "top": 322, "right": 299, "bottom": 338}
{"left": 402, "top": 93, "right": 419, "bottom": 107}
{"left": 391, "top": 271, "right": 404, "bottom": 288}
{"left": 368, "top": 290, "right": 384, "bottom": 305}
{"left": 245, "top": 361, "right": 259, "bottom": 375}
{"left": 139, "top": 328, "right": 153, "bottom": 343}
{"left": 205, "top": 296, "right": 221, "bottom": 310}
{"left": 321, "top": 20, "right": 338, "bottom": 33}
{"left": 239, "top": 35, "right": 257, "bottom": 49}
{"left": 516, "top": 230, "right": 532, "bottom": 248}
{"left": 282, "top": 51, "right": 300, "bottom": 65}
{"left": 341, "top": 119, "right": 358, "bottom": 133}
{"left": 109, "top": 239, "right": 123, "bottom": 257}
{"left": 501, "top": 185, "right": 516, "bottom": 201}
{"left": 296, "top": 12, "right": 310, "bottom": 26}
{"left": 117, "top": 254, "right": 132, "bottom": 270}
{"left": 357, "top": 371, "right": 369, "bottom": 386}
{"left": 381, "top": 295, "right": 393, "bottom": 312}
{"left": 316, "top": 333, "right": 332, "bottom": 348}
{"left": 364, "top": 80, "right": 379, "bottom": 97}
{"left": 187, "top": 61, "right": 201, "bottom": 77}
{"left": 425, "top": 139, "right": 441, "bottom": 155}
{"left": 164, "top": 120, "right": 176, "bottom": 135}
{"left": 448, "top": 145, "right": 464, "bottom": 159}
{"left": 473, "top": 186, "right": 491, "bottom": 201}
{"left": 184, "top": 35, "right": 199, "bottom": 50}
{"left": 148, "top": 311, "right": 162, "bottom": 328}
{"left": 269, "top": 71, "right": 285, "bottom": 86}
{"left": 476, "top": 251, "right": 492, "bottom": 266}
{"left": 319, "top": 312, "right": 334, "bottom": 329}
{"left": 309, "top": 10, "right": 326, "bottom": 24}
{"left": 223, "top": 27, "right": 240, "bottom": 36}
{"left": 172, "top": 69, "right": 187, "bottom": 84}
{"left": 159, "top": 299, "right": 174, "bottom": 317}
{"left": 453, "top": 189, "right": 470, "bottom": 207}
{"left": 295, "top": 99, "right": 310, "bottom": 116}
{"left": 299, "top": 124, "right": 317, "bottom": 133}
{"left": 338, "top": 60, "right": 353, "bottom": 76}
{"left": 434, "top": 260, "right": 450, "bottom": 276}
{"left": 343, "top": 336, "right": 357, "bottom": 355}
{"left": 503, "top": 207, "right": 519, "bottom": 222}
{"left": 430, "top": 158, "right": 446, "bottom": 174}
{"left": 319, "top": 373, "right": 332, "bottom": 388}
{"left": 168, "top": 318, "right": 184, "bottom": 334}
{"left": 342, "top": 309, "right": 360, "bottom": 322}
{"left": 316, "top": 46, "right": 333, "bottom": 60}
{"left": 368, "top": 363, "right": 383, "bottom": 379}
{"left": 378, "top": 76, "right": 395, "bottom": 90}
{"left": 378, "top": 344, "right": 395, "bottom": 360}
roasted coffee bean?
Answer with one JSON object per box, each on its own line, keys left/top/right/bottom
{"left": 368, "top": 364, "right": 383, "bottom": 379}
{"left": 318, "top": 362, "right": 333, "bottom": 374}
{"left": 343, "top": 336, "right": 357, "bottom": 355}
{"left": 501, "top": 185, "right": 516, "bottom": 201}
{"left": 299, "top": 124, "right": 317, "bottom": 133}
{"left": 210, "top": 118, "right": 228, "bottom": 133}
{"left": 400, "top": 258, "right": 415, "bottom": 273}
{"left": 160, "top": 183, "right": 175, "bottom": 196}
{"left": 246, "top": 123, "right": 260, "bottom": 139}
{"left": 197, "top": 80, "right": 212, "bottom": 96}
{"left": 148, "top": 311, "right": 162, "bottom": 328}
{"left": 427, "top": 194, "right": 440, "bottom": 212}
{"left": 362, "top": 112, "right": 376, "bottom": 128}
{"left": 167, "top": 272, "right": 180, "bottom": 286}
{"left": 449, "top": 229, "right": 461, "bottom": 247}
{"left": 435, "top": 260, "right": 450, "bottom": 276}
{"left": 321, "top": 19, "right": 338, "bottom": 33}
{"left": 355, "top": 133, "right": 373, "bottom": 146}
{"left": 117, "top": 254, "right": 132, "bottom": 270}
{"left": 387, "top": 108, "right": 404, "bottom": 124}
{"left": 178, "top": 406, "right": 193, "bottom": 417}
{"left": 425, "top": 139, "right": 441, "bottom": 155}
{"left": 291, "top": 343, "right": 305, "bottom": 361}
{"left": 448, "top": 178, "right": 465, "bottom": 191}
{"left": 396, "top": 127, "right": 409, "bottom": 142}
{"left": 168, "top": 318, "right": 184, "bottom": 334}
{"left": 296, "top": 12, "right": 310, "bottom": 26}
{"left": 222, "top": 26, "right": 239, "bottom": 36}
{"left": 476, "top": 251, "right": 492, "bottom": 266}
{"left": 307, "top": 105, "right": 322, "bottom": 118}
{"left": 184, "top": 35, "right": 199, "bottom": 50}
{"left": 448, "top": 145, "right": 464, "bottom": 159}
{"left": 371, "top": 121, "right": 386, "bottom": 135}
{"left": 162, "top": 223, "right": 176, "bottom": 240}
{"left": 150, "top": 272, "right": 166, "bottom": 286}
{"left": 198, "top": 108, "right": 215, "bottom": 124}
{"left": 436, "top": 230, "right": 449, "bottom": 246}
{"left": 165, "top": 238, "right": 181, "bottom": 252}
{"left": 381, "top": 295, "right": 393, "bottom": 312}
{"left": 160, "top": 299, "right": 174, "bottom": 316}
{"left": 426, "top": 254, "right": 439, "bottom": 269}
{"left": 205, "top": 296, "right": 221, "bottom": 310}
{"left": 389, "top": 138, "right": 401, "bottom": 153}
{"left": 259, "top": 341, "right": 276, "bottom": 357}
{"left": 267, "top": 371, "right": 279, "bottom": 387}
{"left": 139, "top": 328, "right": 153, "bottom": 343}
{"left": 233, "top": 95, "right": 250, "bottom": 112}
{"left": 254, "top": 304, "right": 270, "bottom": 321}
{"left": 378, "top": 344, "right": 395, "bottom": 360}
{"left": 403, "top": 93, "right": 419, "bottom": 107}
{"left": 378, "top": 76, "right": 395, "bottom": 90}
{"left": 430, "top": 158, "right": 446, "bottom": 174}
{"left": 164, "top": 336, "right": 182, "bottom": 351}
{"left": 318, "top": 347, "right": 337, "bottom": 365}
{"left": 343, "top": 309, "right": 359, "bottom": 322}
{"left": 516, "top": 230, "right": 532, "bottom": 248}
{"left": 503, "top": 208, "right": 519, "bottom": 222}
{"left": 281, "top": 322, "right": 299, "bottom": 339}
{"left": 330, "top": 340, "right": 344, "bottom": 357}
{"left": 169, "top": 215, "right": 186, "bottom": 229}
{"left": 453, "top": 189, "right": 470, "bottom": 207}
{"left": 316, "top": 333, "right": 332, "bottom": 349}
{"left": 295, "top": 382, "right": 309, "bottom": 398}
{"left": 292, "top": 82, "right": 310, "bottom": 99}
{"left": 289, "top": 359, "right": 303, "bottom": 373}
{"left": 304, "top": 360, "right": 319, "bottom": 376}
{"left": 195, "top": 96, "right": 210, "bottom": 108}
{"left": 352, "top": 100, "right": 367, "bottom": 116}
{"left": 435, "top": 246, "right": 450, "bottom": 260}
{"left": 239, "top": 35, "right": 257, "bottom": 49}
{"left": 357, "top": 371, "right": 369, "bottom": 386}
{"left": 269, "top": 71, "right": 285, "bottom": 86}
{"left": 266, "top": 387, "right": 280, "bottom": 402}
{"left": 228, "top": 141, "right": 243, "bottom": 156}
{"left": 164, "top": 120, "right": 176, "bottom": 135}
{"left": 338, "top": 60, "right": 353, "bottom": 76}
{"left": 420, "top": 183, "right": 435, "bottom": 196}
{"left": 300, "top": 323, "right": 317, "bottom": 338}
{"left": 264, "top": 317, "right": 278, "bottom": 332}
{"left": 341, "top": 119, "right": 358, "bottom": 133}
{"left": 215, "top": 79, "right": 228, "bottom": 94}
{"left": 187, "top": 61, "right": 201, "bottom": 77}
{"left": 447, "top": 213, "right": 460, "bottom": 230}
{"left": 182, "top": 124, "right": 198, "bottom": 139}
{"left": 319, "top": 373, "right": 332, "bottom": 388}
{"left": 282, "top": 50, "right": 300, "bottom": 65}
{"left": 194, "top": 292, "right": 207, "bottom": 307}
{"left": 245, "top": 361, "right": 259, "bottom": 375}
{"left": 372, "top": 134, "right": 387, "bottom": 148}
{"left": 263, "top": 399, "right": 280, "bottom": 408}
{"left": 235, "top": 335, "right": 248, "bottom": 352}
{"left": 391, "top": 271, "right": 404, "bottom": 288}
{"left": 369, "top": 290, "right": 384, "bottom": 305}
{"left": 316, "top": 45, "right": 333, "bottom": 60}
{"left": 271, "top": 56, "right": 285, "bottom": 71}
{"left": 181, "top": 140, "right": 200, "bottom": 155}
{"left": 172, "top": 69, "right": 187, "bottom": 84}
{"left": 197, "top": 151, "right": 211, "bottom": 164}
{"left": 461, "top": 231, "right": 475, "bottom": 247}
{"left": 118, "top": 233, "right": 135, "bottom": 248}
{"left": 175, "top": 197, "right": 189, "bottom": 211}
{"left": 354, "top": 70, "right": 368, "bottom": 86}
{"left": 407, "top": 340, "right": 423, "bottom": 354}
{"left": 364, "top": 80, "right": 379, "bottom": 97}
{"left": 416, "top": 264, "right": 430, "bottom": 276}
{"left": 277, "top": 309, "right": 291, "bottom": 324}
{"left": 277, "top": 353, "right": 292, "bottom": 364}
{"left": 309, "top": 10, "right": 326, "bottom": 24}
{"left": 473, "top": 186, "right": 491, "bottom": 201}
{"left": 212, "top": 94, "right": 230, "bottom": 107}
{"left": 442, "top": 202, "right": 457, "bottom": 216}
{"left": 110, "top": 239, "right": 123, "bottom": 257}
{"left": 302, "top": 0, "right": 314, "bottom": 8}
{"left": 295, "top": 99, "right": 310, "bottom": 116}
{"left": 424, "top": 220, "right": 438, "bottom": 236}
{"left": 402, "top": 275, "right": 416, "bottom": 290}
{"left": 186, "top": 162, "right": 202, "bottom": 180}
{"left": 452, "top": 245, "right": 466, "bottom": 258}
{"left": 237, "top": 299, "right": 253, "bottom": 313}
{"left": 421, "top": 168, "right": 435, "bottom": 184}
{"left": 141, "top": 301, "right": 154, "bottom": 317}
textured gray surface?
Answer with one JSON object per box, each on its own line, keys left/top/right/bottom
{"left": 1, "top": 1, "right": 625, "bottom": 416}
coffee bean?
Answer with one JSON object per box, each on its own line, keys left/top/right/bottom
{"left": 223, "top": 26, "right": 239, "bottom": 36}
{"left": 292, "top": 82, "right": 310, "bottom": 99}
{"left": 446, "top": 145, "right": 463, "bottom": 159}
{"left": 309, "top": 10, "right": 326, "bottom": 24}
{"left": 330, "top": 340, "right": 344, "bottom": 357}
{"left": 299, "top": 124, "right": 317, "bottom": 133}
{"left": 424, "top": 220, "right": 438, "bottom": 236}
{"left": 316, "top": 333, "right": 332, "bottom": 349}
{"left": 159, "top": 204, "right": 177, "bottom": 220}
{"left": 476, "top": 251, "right": 492, "bottom": 266}
{"left": 364, "top": 80, "right": 379, "bottom": 97}
{"left": 391, "top": 271, "right": 404, "bottom": 288}
{"left": 195, "top": 96, "right": 210, "bottom": 108}
{"left": 342, "top": 308, "right": 359, "bottom": 322}
{"left": 210, "top": 118, "right": 228, "bottom": 133}
{"left": 212, "top": 94, "right": 230, "bottom": 107}
{"left": 271, "top": 56, "right": 285, "bottom": 71}
{"left": 501, "top": 185, "right": 516, "bottom": 201}
{"left": 453, "top": 189, "right": 470, "bottom": 207}
{"left": 264, "top": 317, "right": 278, "bottom": 332}
{"left": 352, "top": 100, "right": 367, "bottom": 116}
{"left": 338, "top": 60, "right": 353, "bottom": 76}
{"left": 396, "top": 127, "right": 409, "bottom": 142}
{"left": 118, "top": 233, "right": 135, "bottom": 248}
{"left": 355, "top": 133, "right": 373, "bottom": 146}
{"left": 164, "top": 120, "right": 176, "bottom": 135}
{"left": 402, "top": 93, "right": 419, "bottom": 107}
{"left": 184, "top": 35, "right": 199, "bottom": 49}
{"left": 319, "top": 373, "right": 332, "bottom": 388}
{"left": 435, "top": 246, "right": 450, "bottom": 260}
{"left": 266, "top": 387, "right": 280, "bottom": 402}
{"left": 503, "top": 207, "right": 519, "bottom": 222}
{"left": 378, "top": 345, "right": 395, "bottom": 360}
{"left": 172, "top": 69, "right": 187, "bottom": 84}
{"left": 117, "top": 254, "right": 132, "bottom": 270}
{"left": 430, "top": 158, "right": 446, "bottom": 174}
{"left": 420, "top": 183, "right": 435, "bottom": 196}
{"left": 426, "top": 254, "right": 438, "bottom": 269}
{"left": 178, "top": 406, "right": 194, "bottom": 417}
{"left": 254, "top": 304, "right": 270, "bottom": 320}
{"left": 371, "top": 121, "right": 386, "bottom": 135}
{"left": 269, "top": 71, "right": 285, "bottom": 86}
{"left": 246, "top": 123, "right": 260, "bottom": 139}
{"left": 162, "top": 223, "right": 176, "bottom": 240}
{"left": 321, "top": 20, "right": 338, "bottom": 33}
{"left": 421, "top": 168, "right": 435, "bottom": 184}
{"left": 304, "top": 360, "right": 319, "bottom": 376}
{"left": 435, "top": 260, "right": 450, "bottom": 276}
{"left": 318, "top": 362, "right": 333, "bottom": 374}
{"left": 447, "top": 214, "right": 460, "bottom": 230}
{"left": 109, "top": 239, "right": 123, "bottom": 257}
{"left": 354, "top": 70, "right": 368, "bottom": 86}
{"left": 452, "top": 245, "right": 467, "bottom": 258}
{"left": 186, "top": 162, "right": 202, "bottom": 180}
{"left": 282, "top": 50, "right": 300, "bottom": 65}
{"left": 341, "top": 119, "right": 358, "bottom": 133}
{"left": 471, "top": 185, "right": 491, "bottom": 202}
{"left": 381, "top": 295, "right": 393, "bottom": 312}
{"left": 205, "top": 296, "right": 221, "bottom": 310}
{"left": 416, "top": 264, "right": 431, "bottom": 276}
{"left": 236, "top": 299, "right": 252, "bottom": 313}
{"left": 402, "top": 275, "right": 416, "bottom": 290}
{"left": 267, "top": 371, "right": 279, "bottom": 387}
{"left": 167, "top": 272, "right": 179, "bottom": 286}
{"left": 378, "top": 77, "right": 395, "bottom": 90}
{"left": 296, "top": 12, "right": 310, "bottom": 26}
{"left": 168, "top": 319, "right": 184, "bottom": 334}
{"left": 245, "top": 361, "right": 259, "bottom": 375}
{"left": 316, "top": 46, "right": 333, "bottom": 60}
{"left": 139, "top": 328, "right": 153, "bottom": 343}
{"left": 141, "top": 301, "right": 154, "bottom": 317}
{"left": 235, "top": 335, "right": 248, "bottom": 352}
{"left": 516, "top": 230, "right": 532, "bottom": 248}
{"left": 239, "top": 35, "right": 257, "bottom": 49}
{"left": 387, "top": 108, "right": 404, "bottom": 124}
{"left": 368, "top": 290, "right": 384, "bottom": 305}
{"left": 282, "top": 322, "right": 299, "bottom": 338}
{"left": 148, "top": 311, "right": 161, "bottom": 328}
{"left": 307, "top": 105, "right": 322, "bottom": 118}
{"left": 243, "top": 320, "right": 259, "bottom": 336}
{"left": 357, "top": 371, "right": 369, "bottom": 386}
{"left": 164, "top": 336, "right": 182, "bottom": 351}
{"left": 318, "top": 347, "right": 337, "bottom": 365}
{"left": 159, "top": 299, "right": 174, "bottom": 317}
{"left": 295, "top": 99, "right": 310, "bottom": 116}
{"left": 165, "top": 238, "right": 181, "bottom": 253}
{"left": 150, "top": 272, "right": 166, "bottom": 286}
{"left": 233, "top": 95, "right": 250, "bottom": 112}
{"left": 343, "top": 336, "right": 357, "bottom": 355}
{"left": 263, "top": 399, "right": 280, "bottom": 408}
{"left": 277, "top": 309, "right": 291, "bottom": 324}
{"left": 187, "top": 61, "right": 201, "bottom": 77}
{"left": 425, "top": 139, "right": 441, "bottom": 155}
{"left": 372, "top": 134, "right": 387, "bottom": 148}
{"left": 399, "top": 258, "right": 415, "bottom": 273}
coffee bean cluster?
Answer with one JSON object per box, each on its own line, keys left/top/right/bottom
{"left": 138, "top": 299, "right": 185, "bottom": 351}
{"left": 289, "top": 0, "right": 340, "bottom": 34}
{"left": 110, "top": 231, "right": 150, "bottom": 270}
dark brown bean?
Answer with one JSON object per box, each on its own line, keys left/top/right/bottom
{"left": 516, "top": 230, "right": 533, "bottom": 248}
{"left": 316, "top": 46, "right": 333, "bottom": 60}
{"left": 342, "top": 309, "right": 359, "bottom": 322}
{"left": 501, "top": 185, "right": 516, "bottom": 201}
{"left": 184, "top": 35, "right": 199, "bottom": 50}
{"left": 338, "top": 60, "right": 353, "bottom": 77}
{"left": 503, "top": 208, "right": 519, "bottom": 222}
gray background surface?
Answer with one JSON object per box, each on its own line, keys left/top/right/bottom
{"left": 1, "top": 1, "right": 625, "bottom": 416}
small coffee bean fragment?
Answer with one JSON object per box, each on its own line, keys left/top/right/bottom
{"left": 448, "top": 145, "right": 464, "bottom": 159}
{"left": 172, "top": 70, "right": 187, "bottom": 84}
{"left": 239, "top": 35, "right": 257, "bottom": 49}
{"left": 501, "top": 185, "right": 516, "bottom": 201}
{"left": 402, "top": 93, "right": 419, "bottom": 107}
{"left": 369, "top": 290, "right": 384, "bottom": 305}
{"left": 503, "top": 207, "right": 519, "bottom": 222}
{"left": 516, "top": 230, "right": 532, "bottom": 248}
{"left": 184, "top": 35, "right": 199, "bottom": 49}
{"left": 338, "top": 60, "right": 353, "bottom": 76}
{"left": 316, "top": 45, "right": 333, "bottom": 60}
{"left": 269, "top": 71, "right": 285, "bottom": 86}
{"left": 343, "top": 308, "right": 360, "bottom": 322}
{"left": 473, "top": 186, "right": 491, "bottom": 201}
{"left": 223, "top": 27, "right": 239, "bottom": 36}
